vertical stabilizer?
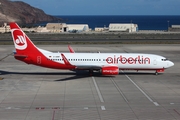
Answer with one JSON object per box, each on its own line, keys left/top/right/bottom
{"left": 10, "top": 22, "right": 38, "bottom": 55}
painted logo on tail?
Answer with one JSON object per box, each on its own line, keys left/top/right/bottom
{"left": 12, "top": 29, "right": 27, "bottom": 50}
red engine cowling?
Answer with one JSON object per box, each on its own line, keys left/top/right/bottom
{"left": 101, "top": 66, "right": 119, "bottom": 75}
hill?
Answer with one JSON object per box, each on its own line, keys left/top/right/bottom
{"left": 0, "top": 0, "right": 58, "bottom": 25}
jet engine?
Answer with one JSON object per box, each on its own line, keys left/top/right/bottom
{"left": 101, "top": 66, "right": 119, "bottom": 75}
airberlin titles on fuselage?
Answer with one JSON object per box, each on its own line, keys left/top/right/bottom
{"left": 106, "top": 55, "right": 150, "bottom": 64}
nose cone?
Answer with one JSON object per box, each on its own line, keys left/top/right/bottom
{"left": 168, "top": 61, "right": 174, "bottom": 68}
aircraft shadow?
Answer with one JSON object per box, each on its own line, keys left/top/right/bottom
{"left": 0, "top": 70, "right": 74, "bottom": 75}
{"left": 0, "top": 70, "right": 112, "bottom": 81}
{"left": 0, "top": 70, "right": 158, "bottom": 81}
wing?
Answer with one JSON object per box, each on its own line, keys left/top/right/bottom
{"left": 61, "top": 53, "right": 101, "bottom": 70}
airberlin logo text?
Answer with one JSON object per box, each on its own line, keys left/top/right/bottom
{"left": 106, "top": 55, "right": 150, "bottom": 64}
{"left": 12, "top": 29, "right": 27, "bottom": 50}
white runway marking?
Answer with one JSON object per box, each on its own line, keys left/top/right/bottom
{"left": 153, "top": 102, "right": 160, "bottom": 106}
{"left": 84, "top": 107, "right": 89, "bottom": 110}
{"left": 110, "top": 77, "right": 129, "bottom": 103}
{"left": 92, "top": 76, "right": 104, "bottom": 103}
{"left": 121, "top": 70, "right": 160, "bottom": 107}
{"left": 101, "top": 106, "right": 106, "bottom": 110}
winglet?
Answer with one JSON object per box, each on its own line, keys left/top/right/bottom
{"left": 68, "top": 45, "right": 75, "bottom": 53}
{"left": 61, "top": 53, "right": 73, "bottom": 66}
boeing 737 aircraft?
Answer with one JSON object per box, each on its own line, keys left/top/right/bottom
{"left": 10, "top": 22, "right": 174, "bottom": 75}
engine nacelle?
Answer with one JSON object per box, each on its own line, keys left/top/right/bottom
{"left": 101, "top": 66, "right": 119, "bottom": 75}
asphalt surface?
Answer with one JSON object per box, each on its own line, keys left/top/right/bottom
{"left": 0, "top": 44, "right": 180, "bottom": 120}
{"left": 1, "top": 39, "right": 180, "bottom": 45}
{"left": 1, "top": 32, "right": 180, "bottom": 44}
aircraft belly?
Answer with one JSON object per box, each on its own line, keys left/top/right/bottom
{"left": 118, "top": 63, "right": 163, "bottom": 69}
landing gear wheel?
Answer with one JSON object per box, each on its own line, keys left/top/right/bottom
{"left": 155, "top": 71, "right": 158, "bottom": 75}
{"left": 89, "top": 69, "right": 93, "bottom": 76}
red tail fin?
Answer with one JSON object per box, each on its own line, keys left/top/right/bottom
{"left": 10, "top": 22, "right": 38, "bottom": 55}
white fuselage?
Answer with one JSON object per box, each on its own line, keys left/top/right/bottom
{"left": 43, "top": 52, "right": 174, "bottom": 70}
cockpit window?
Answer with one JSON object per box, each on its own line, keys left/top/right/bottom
{"left": 161, "top": 58, "right": 168, "bottom": 61}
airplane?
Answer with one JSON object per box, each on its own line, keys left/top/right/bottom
{"left": 10, "top": 22, "right": 174, "bottom": 75}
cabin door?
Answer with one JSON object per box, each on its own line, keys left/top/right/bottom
{"left": 153, "top": 58, "right": 157, "bottom": 65}
{"left": 37, "top": 56, "right": 41, "bottom": 64}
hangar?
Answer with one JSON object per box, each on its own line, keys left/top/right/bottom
{"left": 67, "top": 24, "right": 89, "bottom": 32}
{"left": 109, "top": 23, "right": 138, "bottom": 32}
{"left": 46, "top": 23, "right": 68, "bottom": 32}
{"left": 46, "top": 23, "right": 89, "bottom": 33}
{"left": 168, "top": 25, "right": 180, "bottom": 32}
{"left": 0, "top": 23, "right": 10, "bottom": 33}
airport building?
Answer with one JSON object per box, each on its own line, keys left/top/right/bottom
{"left": 46, "top": 23, "right": 68, "bottom": 32}
{"left": 67, "top": 24, "right": 89, "bottom": 32}
{"left": 95, "top": 27, "right": 104, "bottom": 32}
{"left": 168, "top": 25, "right": 180, "bottom": 32}
{"left": 0, "top": 23, "right": 138, "bottom": 33}
{"left": 95, "top": 27, "right": 109, "bottom": 32}
{"left": 46, "top": 23, "right": 89, "bottom": 33}
{"left": 109, "top": 23, "right": 138, "bottom": 32}
{"left": 0, "top": 23, "right": 10, "bottom": 33}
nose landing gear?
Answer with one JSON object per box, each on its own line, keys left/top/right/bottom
{"left": 155, "top": 69, "right": 164, "bottom": 75}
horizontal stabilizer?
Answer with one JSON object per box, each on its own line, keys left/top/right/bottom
{"left": 14, "top": 54, "right": 27, "bottom": 58}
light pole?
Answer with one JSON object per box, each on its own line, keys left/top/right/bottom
{"left": 167, "top": 21, "right": 169, "bottom": 31}
{"left": 130, "top": 20, "right": 132, "bottom": 32}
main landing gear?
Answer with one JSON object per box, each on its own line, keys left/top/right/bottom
{"left": 155, "top": 71, "right": 158, "bottom": 75}
{"left": 89, "top": 69, "right": 93, "bottom": 76}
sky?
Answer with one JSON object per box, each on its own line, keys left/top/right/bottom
{"left": 10, "top": 0, "right": 180, "bottom": 15}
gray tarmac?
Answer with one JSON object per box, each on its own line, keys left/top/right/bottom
{"left": 0, "top": 44, "right": 180, "bottom": 120}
